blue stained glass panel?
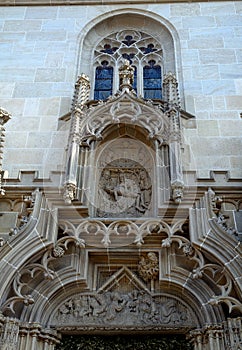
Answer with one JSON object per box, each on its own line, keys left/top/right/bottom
{"left": 144, "top": 89, "right": 162, "bottom": 99}
{"left": 94, "top": 90, "right": 112, "bottom": 100}
{"left": 133, "top": 66, "right": 137, "bottom": 91}
{"left": 143, "top": 62, "right": 162, "bottom": 99}
{"left": 95, "top": 67, "right": 113, "bottom": 79}
{"left": 144, "top": 78, "right": 162, "bottom": 89}
{"left": 95, "top": 79, "right": 112, "bottom": 90}
{"left": 94, "top": 64, "right": 113, "bottom": 100}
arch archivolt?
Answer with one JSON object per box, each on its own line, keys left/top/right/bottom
{"left": 0, "top": 214, "right": 238, "bottom": 326}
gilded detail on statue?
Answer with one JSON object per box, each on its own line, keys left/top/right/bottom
{"left": 55, "top": 291, "right": 192, "bottom": 328}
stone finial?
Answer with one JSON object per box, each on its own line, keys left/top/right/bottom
{"left": 72, "top": 73, "right": 90, "bottom": 111}
{"left": 0, "top": 108, "right": 11, "bottom": 196}
{"left": 163, "top": 72, "right": 181, "bottom": 107}
{"left": 0, "top": 107, "right": 11, "bottom": 125}
{"left": 119, "top": 59, "right": 135, "bottom": 92}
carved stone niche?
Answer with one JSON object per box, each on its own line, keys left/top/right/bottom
{"left": 93, "top": 137, "right": 156, "bottom": 218}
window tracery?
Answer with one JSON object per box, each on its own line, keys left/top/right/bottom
{"left": 93, "top": 30, "right": 163, "bottom": 99}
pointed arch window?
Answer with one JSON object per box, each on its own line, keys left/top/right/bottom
{"left": 93, "top": 30, "right": 163, "bottom": 100}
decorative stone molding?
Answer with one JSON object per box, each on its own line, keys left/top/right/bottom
{"left": 0, "top": 189, "right": 38, "bottom": 247}
{"left": 0, "top": 108, "right": 11, "bottom": 197}
{"left": 161, "top": 233, "right": 242, "bottom": 315}
{"left": 59, "top": 218, "right": 186, "bottom": 248}
{"left": 63, "top": 70, "right": 187, "bottom": 209}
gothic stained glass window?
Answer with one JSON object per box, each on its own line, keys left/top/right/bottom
{"left": 93, "top": 30, "right": 163, "bottom": 100}
{"left": 94, "top": 61, "right": 113, "bottom": 100}
{"left": 143, "top": 60, "right": 162, "bottom": 99}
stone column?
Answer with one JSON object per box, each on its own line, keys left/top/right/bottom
{"left": 189, "top": 320, "right": 242, "bottom": 350}
{"left": 0, "top": 316, "right": 19, "bottom": 350}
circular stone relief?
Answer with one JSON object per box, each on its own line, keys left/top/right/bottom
{"left": 96, "top": 158, "right": 152, "bottom": 218}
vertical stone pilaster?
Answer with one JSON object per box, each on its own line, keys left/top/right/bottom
{"left": 64, "top": 75, "right": 90, "bottom": 204}
{"left": 0, "top": 108, "right": 11, "bottom": 196}
{"left": 168, "top": 107, "right": 184, "bottom": 203}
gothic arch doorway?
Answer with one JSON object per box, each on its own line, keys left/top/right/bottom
{"left": 56, "top": 334, "right": 193, "bottom": 350}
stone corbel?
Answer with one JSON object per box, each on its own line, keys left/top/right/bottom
{"left": 0, "top": 107, "right": 11, "bottom": 196}
{"left": 171, "top": 180, "right": 184, "bottom": 203}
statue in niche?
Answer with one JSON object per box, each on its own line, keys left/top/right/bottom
{"left": 96, "top": 159, "right": 152, "bottom": 218}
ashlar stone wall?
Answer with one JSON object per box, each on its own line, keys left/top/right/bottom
{"left": 0, "top": 2, "right": 241, "bottom": 179}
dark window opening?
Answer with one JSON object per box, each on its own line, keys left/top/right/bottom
{"left": 94, "top": 61, "right": 113, "bottom": 100}
{"left": 143, "top": 60, "right": 162, "bottom": 99}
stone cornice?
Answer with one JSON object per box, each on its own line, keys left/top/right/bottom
{"left": 0, "top": 0, "right": 237, "bottom": 5}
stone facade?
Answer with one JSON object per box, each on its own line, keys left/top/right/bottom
{"left": 0, "top": 1, "right": 241, "bottom": 349}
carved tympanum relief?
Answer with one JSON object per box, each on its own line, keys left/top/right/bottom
{"left": 95, "top": 138, "right": 154, "bottom": 218}
{"left": 55, "top": 291, "right": 193, "bottom": 329}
